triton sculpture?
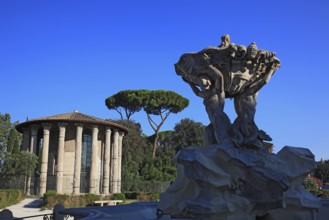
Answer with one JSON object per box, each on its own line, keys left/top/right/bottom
{"left": 175, "top": 34, "right": 280, "bottom": 149}
{"left": 158, "top": 35, "right": 320, "bottom": 220}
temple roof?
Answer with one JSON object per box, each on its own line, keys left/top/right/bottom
{"left": 16, "top": 111, "right": 128, "bottom": 133}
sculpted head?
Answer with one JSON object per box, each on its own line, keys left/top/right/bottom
{"left": 247, "top": 42, "right": 258, "bottom": 59}
{"left": 198, "top": 74, "right": 212, "bottom": 90}
{"left": 220, "top": 34, "right": 230, "bottom": 47}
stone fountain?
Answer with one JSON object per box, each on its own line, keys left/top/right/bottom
{"left": 158, "top": 34, "right": 320, "bottom": 220}
{"left": 54, "top": 35, "right": 321, "bottom": 220}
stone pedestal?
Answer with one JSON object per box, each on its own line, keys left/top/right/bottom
{"left": 158, "top": 145, "right": 321, "bottom": 220}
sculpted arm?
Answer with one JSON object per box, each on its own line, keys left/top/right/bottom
{"left": 188, "top": 82, "right": 205, "bottom": 98}
{"left": 201, "top": 53, "right": 224, "bottom": 93}
{"left": 208, "top": 65, "right": 224, "bottom": 93}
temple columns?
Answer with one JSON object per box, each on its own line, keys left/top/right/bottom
{"left": 89, "top": 125, "right": 99, "bottom": 194}
{"left": 20, "top": 122, "right": 125, "bottom": 195}
{"left": 110, "top": 130, "right": 119, "bottom": 193}
{"left": 117, "top": 132, "right": 124, "bottom": 193}
{"left": 22, "top": 128, "right": 30, "bottom": 151}
{"left": 56, "top": 123, "right": 67, "bottom": 194}
{"left": 39, "top": 124, "right": 52, "bottom": 196}
{"left": 73, "top": 124, "right": 83, "bottom": 195}
{"left": 30, "top": 125, "right": 39, "bottom": 155}
{"left": 103, "top": 127, "right": 112, "bottom": 195}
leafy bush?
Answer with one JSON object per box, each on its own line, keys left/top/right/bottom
{"left": 148, "top": 193, "right": 160, "bottom": 201}
{"left": 136, "top": 192, "right": 160, "bottom": 202}
{"left": 304, "top": 177, "right": 318, "bottom": 192}
{"left": 320, "top": 190, "right": 329, "bottom": 198}
{"left": 43, "top": 190, "right": 70, "bottom": 210}
{"left": 111, "top": 193, "right": 126, "bottom": 200}
{"left": 42, "top": 192, "right": 101, "bottom": 209}
{"left": 43, "top": 190, "right": 57, "bottom": 201}
{"left": 312, "top": 189, "right": 329, "bottom": 198}
{"left": 136, "top": 193, "right": 151, "bottom": 201}
{"left": 0, "top": 189, "right": 24, "bottom": 209}
{"left": 84, "top": 193, "right": 102, "bottom": 205}
{"left": 124, "top": 192, "right": 139, "bottom": 199}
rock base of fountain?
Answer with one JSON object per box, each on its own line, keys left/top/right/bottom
{"left": 158, "top": 145, "right": 320, "bottom": 220}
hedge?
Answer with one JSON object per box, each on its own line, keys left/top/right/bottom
{"left": 0, "top": 189, "right": 24, "bottom": 209}
{"left": 42, "top": 191, "right": 161, "bottom": 209}
{"left": 42, "top": 191, "right": 102, "bottom": 209}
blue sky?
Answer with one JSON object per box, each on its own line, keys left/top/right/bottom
{"left": 1, "top": 0, "right": 329, "bottom": 160}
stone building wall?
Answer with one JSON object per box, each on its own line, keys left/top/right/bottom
{"left": 16, "top": 111, "right": 127, "bottom": 196}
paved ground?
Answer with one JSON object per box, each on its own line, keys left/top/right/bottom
{"left": 1, "top": 198, "right": 55, "bottom": 219}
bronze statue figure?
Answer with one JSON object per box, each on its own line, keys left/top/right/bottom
{"left": 175, "top": 34, "right": 280, "bottom": 149}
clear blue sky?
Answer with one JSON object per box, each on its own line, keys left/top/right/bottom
{"left": 1, "top": 1, "right": 328, "bottom": 161}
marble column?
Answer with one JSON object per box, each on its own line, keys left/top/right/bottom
{"left": 39, "top": 123, "right": 52, "bottom": 197}
{"left": 30, "top": 125, "right": 39, "bottom": 154}
{"left": 73, "top": 124, "right": 83, "bottom": 195}
{"left": 110, "top": 130, "right": 119, "bottom": 193}
{"left": 103, "top": 127, "right": 112, "bottom": 195}
{"left": 89, "top": 125, "right": 99, "bottom": 194}
{"left": 56, "top": 123, "right": 67, "bottom": 194}
{"left": 22, "top": 128, "right": 30, "bottom": 151}
{"left": 117, "top": 132, "right": 124, "bottom": 193}
{"left": 27, "top": 125, "right": 39, "bottom": 196}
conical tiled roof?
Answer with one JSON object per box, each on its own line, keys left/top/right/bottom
{"left": 16, "top": 111, "right": 128, "bottom": 133}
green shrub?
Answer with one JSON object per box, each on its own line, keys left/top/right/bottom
{"left": 313, "top": 189, "right": 329, "bottom": 198}
{"left": 148, "top": 193, "right": 160, "bottom": 201}
{"left": 322, "top": 190, "right": 329, "bottom": 198}
{"left": 43, "top": 190, "right": 57, "bottom": 201}
{"left": 111, "top": 193, "right": 126, "bottom": 200}
{"left": 41, "top": 193, "right": 101, "bottom": 209}
{"left": 124, "top": 192, "right": 139, "bottom": 199}
{"left": 136, "top": 193, "right": 151, "bottom": 201}
{"left": 42, "top": 191, "right": 70, "bottom": 210}
{"left": 84, "top": 193, "right": 101, "bottom": 205}
{"left": 0, "top": 189, "right": 24, "bottom": 209}
{"left": 136, "top": 192, "right": 159, "bottom": 202}
{"left": 304, "top": 178, "right": 318, "bottom": 192}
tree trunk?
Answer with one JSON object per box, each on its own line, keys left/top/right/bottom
{"left": 24, "top": 175, "right": 27, "bottom": 195}
{"left": 152, "top": 132, "right": 159, "bottom": 159}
